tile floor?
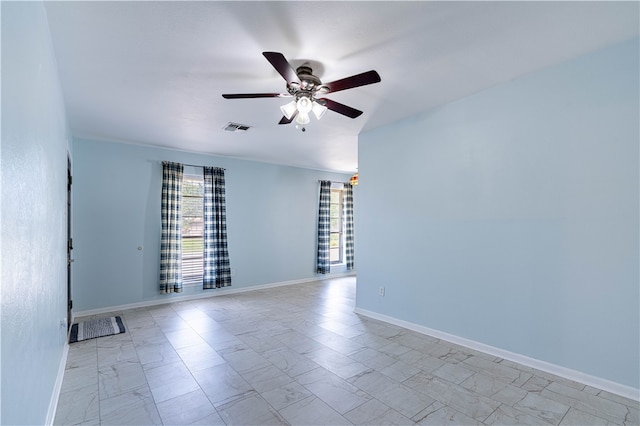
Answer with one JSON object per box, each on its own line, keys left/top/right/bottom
{"left": 55, "top": 277, "right": 639, "bottom": 425}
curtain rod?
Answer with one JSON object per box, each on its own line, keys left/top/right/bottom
{"left": 162, "top": 161, "right": 226, "bottom": 171}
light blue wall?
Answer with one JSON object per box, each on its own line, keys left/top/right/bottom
{"left": 1, "top": 2, "right": 71, "bottom": 424}
{"left": 357, "top": 38, "right": 639, "bottom": 388}
{"left": 72, "top": 138, "right": 351, "bottom": 311}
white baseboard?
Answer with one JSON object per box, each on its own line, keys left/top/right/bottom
{"left": 354, "top": 307, "right": 640, "bottom": 402}
{"left": 74, "top": 273, "right": 355, "bottom": 318}
{"left": 46, "top": 342, "right": 69, "bottom": 426}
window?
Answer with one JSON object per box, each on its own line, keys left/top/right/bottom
{"left": 182, "top": 174, "right": 204, "bottom": 282}
{"left": 330, "top": 188, "right": 344, "bottom": 264}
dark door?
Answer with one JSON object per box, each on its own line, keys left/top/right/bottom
{"left": 67, "top": 155, "right": 73, "bottom": 330}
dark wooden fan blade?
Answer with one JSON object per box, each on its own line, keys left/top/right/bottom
{"left": 222, "top": 93, "right": 286, "bottom": 99}
{"left": 323, "top": 70, "right": 381, "bottom": 94}
{"left": 263, "top": 52, "right": 300, "bottom": 85}
{"left": 321, "top": 98, "right": 363, "bottom": 119}
{"left": 278, "top": 111, "right": 297, "bottom": 125}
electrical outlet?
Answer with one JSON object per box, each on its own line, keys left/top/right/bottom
{"left": 379, "top": 286, "right": 385, "bottom": 297}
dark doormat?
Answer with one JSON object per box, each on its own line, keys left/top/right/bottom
{"left": 69, "top": 316, "right": 125, "bottom": 343}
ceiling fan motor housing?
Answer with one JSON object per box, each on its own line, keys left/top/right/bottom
{"left": 287, "top": 65, "right": 326, "bottom": 99}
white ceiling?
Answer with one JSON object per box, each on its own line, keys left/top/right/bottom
{"left": 43, "top": 1, "right": 639, "bottom": 173}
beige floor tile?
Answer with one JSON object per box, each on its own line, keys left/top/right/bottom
{"left": 155, "top": 389, "right": 220, "bottom": 425}
{"left": 344, "top": 398, "right": 414, "bottom": 425}
{"left": 216, "top": 393, "right": 287, "bottom": 425}
{"left": 279, "top": 396, "right": 352, "bottom": 426}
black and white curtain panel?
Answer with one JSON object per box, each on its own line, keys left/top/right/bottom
{"left": 203, "top": 167, "right": 232, "bottom": 289}
{"left": 343, "top": 183, "right": 355, "bottom": 270}
{"left": 160, "top": 162, "right": 184, "bottom": 293}
{"left": 316, "top": 180, "right": 331, "bottom": 274}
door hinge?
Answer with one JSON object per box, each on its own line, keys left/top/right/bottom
{"left": 68, "top": 238, "right": 73, "bottom": 251}
{"left": 68, "top": 300, "right": 73, "bottom": 310}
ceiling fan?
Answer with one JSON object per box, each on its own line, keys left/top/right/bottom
{"left": 222, "top": 52, "right": 381, "bottom": 128}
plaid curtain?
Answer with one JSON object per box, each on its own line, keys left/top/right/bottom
{"left": 160, "top": 162, "right": 184, "bottom": 293}
{"left": 343, "top": 183, "right": 355, "bottom": 270}
{"left": 316, "top": 180, "right": 331, "bottom": 274}
{"left": 203, "top": 167, "right": 231, "bottom": 289}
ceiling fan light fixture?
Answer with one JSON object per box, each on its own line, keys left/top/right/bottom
{"left": 296, "top": 96, "right": 313, "bottom": 114}
{"left": 296, "top": 112, "right": 310, "bottom": 125}
{"left": 311, "top": 101, "right": 327, "bottom": 120}
{"left": 280, "top": 100, "right": 297, "bottom": 120}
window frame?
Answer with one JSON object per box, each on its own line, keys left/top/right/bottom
{"left": 329, "top": 187, "right": 345, "bottom": 265}
{"left": 181, "top": 172, "right": 204, "bottom": 284}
